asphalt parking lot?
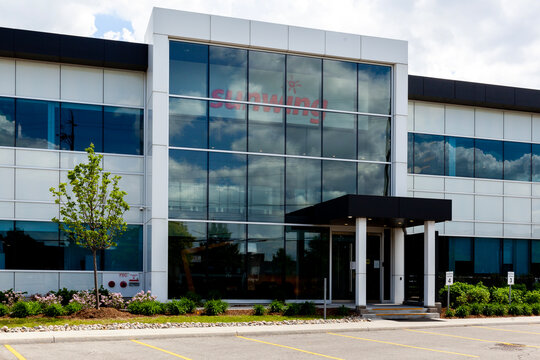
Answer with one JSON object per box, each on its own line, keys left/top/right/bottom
{"left": 3, "top": 323, "right": 540, "bottom": 359}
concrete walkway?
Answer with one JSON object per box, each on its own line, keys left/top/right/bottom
{"left": 3, "top": 316, "right": 540, "bottom": 345}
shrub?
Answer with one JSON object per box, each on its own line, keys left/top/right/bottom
{"left": 44, "top": 303, "right": 64, "bottom": 317}
{"left": 10, "top": 301, "right": 41, "bottom": 318}
{"left": 284, "top": 303, "right": 301, "bottom": 316}
{"left": 268, "top": 300, "right": 286, "bottom": 314}
{"left": 531, "top": 303, "right": 540, "bottom": 315}
{"left": 511, "top": 289, "right": 524, "bottom": 304}
{"left": 203, "top": 299, "right": 228, "bottom": 316}
{"left": 524, "top": 290, "right": 540, "bottom": 304}
{"left": 508, "top": 304, "right": 522, "bottom": 316}
{"left": 490, "top": 287, "right": 509, "bottom": 304}
{"left": 253, "top": 304, "right": 266, "bottom": 316}
{"left": 101, "top": 292, "right": 125, "bottom": 309}
{"left": 336, "top": 305, "right": 350, "bottom": 317}
{"left": 69, "top": 291, "right": 97, "bottom": 310}
{"left": 455, "top": 305, "right": 470, "bottom": 318}
{"left": 470, "top": 303, "right": 483, "bottom": 315}
{"left": 64, "top": 302, "right": 83, "bottom": 315}
{"left": 32, "top": 293, "right": 62, "bottom": 310}
{"left": 184, "top": 291, "right": 203, "bottom": 306}
{"left": 533, "top": 282, "right": 540, "bottom": 291}
{"left": 50, "top": 288, "right": 77, "bottom": 306}
{"left": 513, "top": 283, "right": 527, "bottom": 292}
{"left": 166, "top": 299, "right": 192, "bottom": 315}
{"left": 482, "top": 304, "right": 495, "bottom": 316}
{"left": 0, "top": 289, "right": 26, "bottom": 306}
{"left": 522, "top": 304, "right": 533, "bottom": 316}
{"left": 445, "top": 308, "right": 455, "bottom": 318}
{"left": 127, "top": 290, "right": 157, "bottom": 305}
{"left": 439, "top": 282, "right": 474, "bottom": 308}
{"left": 128, "top": 301, "right": 164, "bottom": 316}
{"left": 467, "top": 285, "right": 490, "bottom": 304}
{"left": 0, "top": 304, "right": 9, "bottom": 316}
{"left": 492, "top": 304, "right": 507, "bottom": 316}
{"left": 299, "top": 301, "right": 317, "bottom": 316}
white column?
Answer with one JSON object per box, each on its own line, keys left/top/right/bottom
{"left": 391, "top": 63, "right": 408, "bottom": 197}
{"left": 424, "top": 220, "right": 436, "bottom": 307}
{"left": 355, "top": 217, "right": 367, "bottom": 308}
{"left": 391, "top": 228, "right": 405, "bottom": 304}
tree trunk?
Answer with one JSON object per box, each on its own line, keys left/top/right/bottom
{"left": 92, "top": 249, "right": 100, "bottom": 309}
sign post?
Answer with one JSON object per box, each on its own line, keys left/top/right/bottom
{"left": 323, "top": 277, "right": 327, "bottom": 320}
{"left": 508, "top": 271, "right": 514, "bottom": 305}
{"left": 446, "top": 271, "right": 454, "bottom": 308}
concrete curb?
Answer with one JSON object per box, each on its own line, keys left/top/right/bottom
{"left": 2, "top": 316, "right": 540, "bottom": 345}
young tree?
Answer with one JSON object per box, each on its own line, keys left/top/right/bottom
{"left": 50, "top": 144, "right": 129, "bottom": 309}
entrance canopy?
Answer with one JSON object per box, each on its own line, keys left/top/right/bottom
{"left": 286, "top": 195, "right": 452, "bottom": 227}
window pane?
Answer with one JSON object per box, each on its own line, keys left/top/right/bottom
{"left": 533, "top": 144, "right": 540, "bottom": 182}
{"left": 248, "top": 155, "right": 284, "bottom": 222}
{"left": 169, "top": 150, "right": 207, "bottom": 219}
{"left": 413, "top": 134, "right": 444, "bottom": 175}
{"left": 169, "top": 98, "right": 207, "bottom": 149}
{"left": 16, "top": 99, "right": 59, "bottom": 149}
{"left": 168, "top": 221, "right": 207, "bottom": 299}
{"left": 209, "top": 152, "right": 246, "bottom": 221}
{"left": 103, "top": 225, "right": 143, "bottom": 271}
{"left": 358, "top": 63, "right": 391, "bottom": 115}
{"left": 323, "top": 59, "right": 356, "bottom": 111}
{"left": 358, "top": 115, "right": 390, "bottom": 162}
{"left": 60, "top": 103, "right": 103, "bottom": 152}
{"left": 407, "top": 133, "right": 413, "bottom": 173}
{"left": 358, "top": 163, "right": 389, "bottom": 196}
{"left": 247, "top": 224, "right": 284, "bottom": 299}
{"left": 61, "top": 229, "right": 94, "bottom": 270}
{"left": 286, "top": 158, "right": 321, "bottom": 213}
{"left": 209, "top": 46, "right": 247, "bottom": 103}
{"left": 448, "top": 237, "right": 472, "bottom": 273}
{"left": 445, "top": 136, "right": 474, "bottom": 177}
{"left": 322, "top": 160, "right": 356, "bottom": 201}
{"left": 170, "top": 41, "right": 208, "bottom": 96}
{"left": 514, "top": 239, "right": 529, "bottom": 276}
{"left": 286, "top": 55, "right": 321, "bottom": 156}
{"left": 0, "top": 97, "right": 14, "bottom": 147}
{"left": 323, "top": 113, "right": 356, "bottom": 159}
{"left": 475, "top": 139, "right": 503, "bottom": 179}
{"left": 504, "top": 141, "right": 531, "bottom": 181}
{"left": 474, "top": 238, "right": 500, "bottom": 274}
{"left": 285, "top": 227, "right": 329, "bottom": 299}
{"left": 103, "top": 107, "right": 143, "bottom": 155}
{"left": 0, "top": 221, "right": 14, "bottom": 269}
{"left": 533, "top": 240, "right": 540, "bottom": 263}
{"left": 503, "top": 239, "right": 513, "bottom": 264}
{"left": 248, "top": 105, "right": 285, "bottom": 154}
{"left": 248, "top": 51, "right": 285, "bottom": 105}
{"left": 209, "top": 101, "right": 246, "bottom": 151}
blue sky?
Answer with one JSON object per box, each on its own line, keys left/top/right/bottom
{"left": 93, "top": 14, "right": 133, "bottom": 39}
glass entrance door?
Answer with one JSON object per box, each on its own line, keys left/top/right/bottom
{"left": 366, "top": 235, "right": 381, "bottom": 302}
{"left": 332, "top": 234, "right": 355, "bottom": 301}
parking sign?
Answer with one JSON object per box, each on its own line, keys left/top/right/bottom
{"left": 446, "top": 271, "right": 454, "bottom": 286}
{"left": 508, "top": 272, "right": 514, "bottom": 285}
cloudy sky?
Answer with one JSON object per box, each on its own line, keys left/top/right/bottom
{"left": 1, "top": 0, "right": 538, "bottom": 89}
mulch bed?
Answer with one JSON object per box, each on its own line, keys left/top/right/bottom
{"left": 71, "top": 308, "right": 135, "bottom": 319}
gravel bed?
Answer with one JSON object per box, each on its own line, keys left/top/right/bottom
{"left": 1, "top": 317, "right": 367, "bottom": 333}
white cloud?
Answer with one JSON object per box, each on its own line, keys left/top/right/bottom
{"left": 1, "top": 0, "right": 540, "bottom": 88}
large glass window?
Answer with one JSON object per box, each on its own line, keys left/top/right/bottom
{"left": 445, "top": 136, "right": 474, "bottom": 177}
{"left": 322, "top": 160, "right": 356, "bottom": 201}
{"left": 209, "top": 46, "right": 247, "bottom": 103}
{"left": 533, "top": 144, "right": 540, "bottom": 182}
{"left": 209, "top": 102, "right": 246, "bottom": 151}
{"left": 474, "top": 238, "right": 500, "bottom": 274}
{"left": 248, "top": 51, "right": 285, "bottom": 105}
{"left": 285, "top": 158, "right": 321, "bottom": 213}
{"left": 448, "top": 237, "right": 472, "bottom": 273}
{"left": 358, "top": 115, "right": 390, "bottom": 162}
{"left": 475, "top": 139, "right": 503, "bottom": 179}
{"left": 8, "top": 222, "right": 60, "bottom": 270}
{"left": 208, "top": 152, "right": 246, "bottom": 221}
{"left": 323, "top": 59, "right": 356, "bottom": 112}
{"left": 103, "top": 225, "right": 143, "bottom": 271}
{"left": 504, "top": 141, "right": 531, "bottom": 181}
{"left": 0, "top": 221, "right": 14, "bottom": 269}
{"left": 103, "top": 107, "right": 143, "bottom": 155}
{"left": 247, "top": 155, "right": 284, "bottom": 222}
{"left": 16, "top": 99, "right": 59, "bottom": 149}
{"left": 285, "top": 227, "right": 329, "bottom": 299}
{"left": 60, "top": 103, "right": 102, "bottom": 152}
{"left": 286, "top": 110, "right": 321, "bottom": 156}
{"left": 413, "top": 134, "right": 444, "bottom": 175}
{"left": 532, "top": 240, "right": 540, "bottom": 275}
{"left": 169, "top": 150, "right": 207, "bottom": 219}
{"left": 0, "top": 97, "right": 14, "bottom": 147}
{"left": 514, "top": 239, "right": 529, "bottom": 276}
{"left": 323, "top": 113, "right": 356, "bottom": 159}
{"left": 170, "top": 41, "right": 208, "bottom": 97}
{"left": 247, "top": 224, "right": 284, "bottom": 299}
{"left": 407, "top": 133, "right": 414, "bottom": 173}
{"left": 169, "top": 98, "right": 208, "bottom": 149}
{"left": 358, "top": 163, "right": 389, "bottom": 196}
{"left": 358, "top": 63, "right": 391, "bottom": 115}
{"left": 248, "top": 105, "right": 285, "bottom": 154}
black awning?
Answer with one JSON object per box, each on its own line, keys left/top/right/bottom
{"left": 286, "top": 194, "right": 452, "bottom": 227}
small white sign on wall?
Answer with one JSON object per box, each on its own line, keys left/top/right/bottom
{"left": 445, "top": 271, "right": 454, "bottom": 286}
{"left": 508, "top": 272, "right": 515, "bottom": 285}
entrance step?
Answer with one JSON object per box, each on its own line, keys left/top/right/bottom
{"left": 362, "top": 305, "right": 440, "bottom": 320}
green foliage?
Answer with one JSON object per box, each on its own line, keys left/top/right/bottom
{"left": 533, "top": 282, "right": 540, "bottom": 291}
{"left": 524, "top": 290, "right": 540, "bottom": 304}
{"left": 44, "top": 304, "right": 64, "bottom": 317}
{"left": 284, "top": 303, "right": 301, "bottom": 316}
{"left": 336, "top": 305, "right": 350, "bottom": 317}
{"left": 490, "top": 287, "right": 510, "bottom": 304}
{"left": 512, "top": 283, "right": 527, "bottom": 292}
{"left": 268, "top": 300, "right": 286, "bottom": 314}
{"left": 0, "top": 304, "right": 9, "bottom": 316}
{"left": 166, "top": 298, "right": 197, "bottom": 315}
{"left": 455, "top": 305, "right": 470, "bottom": 318}
{"left": 50, "top": 144, "right": 129, "bottom": 309}
{"left": 510, "top": 289, "right": 524, "bottom": 304}
{"left": 64, "top": 302, "right": 83, "bottom": 315}
{"left": 128, "top": 301, "right": 164, "bottom": 316}
{"left": 522, "top": 304, "right": 533, "bottom": 316}
{"left": 492, "top": 304, "right": 507, "bottom": 316}
{"left": 469, "top": 303, "right": 483, "bottom": 315}
{"left": 531, "top": 303, "right": 540, "bottom": 315}
{"left": 445, "top": 308, "right": 455, "bottom": 318}
{"left": 482, "top": 304, "right": 495, "bottom": 316}
{"left": 184, "top": 292, "right": 203, "bottom": 307}
{"left": 466, "top": 285, "right": 490, "bottom": 304}
{"left": 50, "top": 288, "right": 77, "bottom": 306}
{"left": 439, "top": 282, "right": 474, "bottom": 307}
{"left": 508, "top": 304, "right": 523, "bottom": 316}
{"left": 253, "top": 304, "right": 266, "bottom": 316}
{"left": 203, "top": 300, "right": 229, "bottom": 316}
{"left": 10, "top": 301, "right": 41, "bottom": 318}
{"left": 299, "top": 301, "right": 317, "bottom": 316}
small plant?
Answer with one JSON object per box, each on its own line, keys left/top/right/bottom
{"left": 531, "top": 303, "right": 540, "bottom": 315}
{"left": 32, "top": 293, "right": 63, "bottom": 310}
{"left": 69, "top": 290, "right": 98, "bottom": 310}
{"left": 253, "top": 304, "right": 266, "bottom": 316}
{"left": 64, "top": 302, "right": 83, "bottom": 315}
{"left": 445, "top": 308, "right": 455, "bottom": 318}
{"left": 44, "top": 303, "right": 65, "bottom": 317}
{"left": 469, "top": 303, "right": 483, "bottom": 316}
{"left": 268, "top": 300, "right": 285, "bottom": 314}
{"left": 127, "top": 301, "right": 164, "bottom": 316}
{"left": 524, "top": 290, "right": 540, "bottom": 304}
{"left": 482, "top": 304, "right": 495, "bottom": 316}
{"left": 508, "top": 304, "right": 523, "bottom": 316}
{"left": 101, "top": 292, "right": 125, "bottom": 309}
{"left": 184, "top": 291, "right": 203, "bottom": 306}
{"left": 492, "top": 304, "right": 507, "bottom": 316}
{"left": 522, "top": 304, "right": 533, "bottom": 316}
{"left": 284, "top": 303, "right": 301, "bottom": 316}
{"left": 0, "top": 289, "right": 26, "bottom": 306}
{"left": 336, "top": 305, "right": 350, "bottom": 317}
{"left": 203, "top": 299, "right": 229, "bottom": 316}
{"left": 300, "top": 301, "right": 317, "bottom": 315}
{"left": 166, "top": 299, "right": 196, "bottom": 315}
{"left": 10, "top": 301, "right": 41, "bottom": 318}
{"left": 50, "top": 288, "right": 77, "bottom": 306}
{"left": 0, "top": 303, "right": 9, "bottom": 316}
{"left": 455, "top": 305, "right": 470, "bottom": 318}
{"left": 127, "top": 290, "right": 157, "bottom": 305}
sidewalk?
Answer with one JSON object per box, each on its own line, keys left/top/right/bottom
{"left": 3, "top": 316, "right": 540, "bottom": 345}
